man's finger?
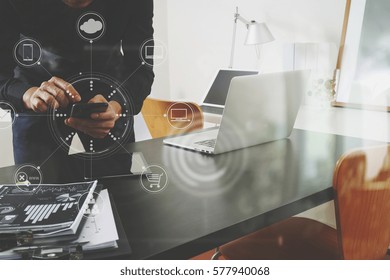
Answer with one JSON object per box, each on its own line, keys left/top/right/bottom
{"left": 65, "top": 119, "right": 110, "bottom": 139}
{"left": 31, "top": 96, "right": 48, "bottom": 113}
{"left": 49, "top": 77, "right": 81, "bottom": 102}
{"left": 40, "top": 82, "right": 68, "bottom": 108}
{"left": 65, "top": 118, "right": 89, "bottom": 131}
{"left": 87, "top": 129, "right": 111, "bottom": 138}
{"left": 39, "top": 90, "right": 60, "bottom": 109}
{"left": 66, "top": 118, "right": 105, "bottom": 129}
{"left": 67, "top": 118, "right": 114, "bottom": 129}
{"left": 88, "top": 94, "right": 107, "bottom": 104}
{"left": 90, "top": 111, "right": 115, "bottom": 120}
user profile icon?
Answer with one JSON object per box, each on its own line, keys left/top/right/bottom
{"left": 77, "top": 12, "right": 106, "bottom": 42}
{"left": 13, "top": 38, "right": 42, "bottom": 67}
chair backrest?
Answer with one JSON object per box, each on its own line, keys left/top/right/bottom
{"left": 333, "top": 145, "right": 390, "bottom": 260}
{"left": 141, "top": 98, "right": 204, "bottom": 139}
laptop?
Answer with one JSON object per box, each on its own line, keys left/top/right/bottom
{"left": 163, "top": 70, "right": 309, "bottom": 154}
{"left": 200, "top": 69, "right": 258, "bottom": 115}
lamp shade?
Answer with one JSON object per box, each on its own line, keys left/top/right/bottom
{"left": 245, "top": 22, "right": 274, "bottom": 45}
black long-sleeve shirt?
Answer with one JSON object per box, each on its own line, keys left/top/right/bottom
{"left": 0, "top": 0, "right": 154, "bottom": 114}
{"left": 0, "top": 0, "right": 154, "bottom": 165}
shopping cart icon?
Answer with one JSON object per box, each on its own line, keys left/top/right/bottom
{"left": 146, "top": 173, "right": 164, "bottom": 189}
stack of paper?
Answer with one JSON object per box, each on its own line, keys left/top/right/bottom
{"left": 0, "top": 182, "right": 119, "bottom": 259}
{"left": 71, "top": 189, "right": 119, "bottom": 251}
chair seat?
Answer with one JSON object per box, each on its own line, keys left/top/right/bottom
{"left": 220, "top": 217, "right": 340, "bottom": 260}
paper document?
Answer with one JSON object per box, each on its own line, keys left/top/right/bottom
{"left": 72, "top": 189, "right": 119, "bottom": 251}
{"left": 0, "top": 181, "right": 97, "bottom": 236}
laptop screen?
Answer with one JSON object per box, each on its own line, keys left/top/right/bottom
{"left": 203, "top": 70, "right": 258, "bottom": 106}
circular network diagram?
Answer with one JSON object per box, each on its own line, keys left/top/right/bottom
{"left": 48, "top": 73, "right": 135, "bottom": 160}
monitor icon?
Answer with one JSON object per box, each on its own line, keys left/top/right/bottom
{"left": 170, "top": 108, "right": 190, "bottom": 122}
{"left": 145, "top": 45, "right": 164, "bottom": 60}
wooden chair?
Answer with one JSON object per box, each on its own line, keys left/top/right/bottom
{"left": 216, "top": 145, "right": 390, "bottom": 260}
{"left": 141, "top": 98, "right": 204, "bottom": 138}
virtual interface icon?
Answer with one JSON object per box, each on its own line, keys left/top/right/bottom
{"left": 165, "top": 102, "right": 195, "bottom": 130}
{"left": 146, "top": 173, "right": 163, "bottom": 189}
{"left": 22, "top": 44, "right": 33, "bottom": 61}
{"left": 16, "top": 172, "right": 31, "bottom": 186}
{"left": 140, "top": 165, "right": 168, "bottom": 193}
{"left": 140, "top": 39, "right": 167, "bottom": 67}
{"left": 0, "top": 102, "right": 15, "bottom": 130}
{"left": 170, "top": 109, "right": 190, "bottom": 122}
{"left": 13, "top": 164, "right": 43, "bottom": 191}
{"left": 77, "top": 12, "right": 106, "bottom": 42}
{"left": 145, "top": 46, "right": 164, "bottom": 60}
{"left": 80, "top": 18, "right": 103, "bottom": 35}
{"left": 13, "top": 39, "right": 42, "bottom": 67}
{"left": 0, "top": 108, "right": 11, "bottom": 123}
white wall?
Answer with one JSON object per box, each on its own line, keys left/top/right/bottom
{"left": 158, "top": 0, "right": 347, "bottom": 102}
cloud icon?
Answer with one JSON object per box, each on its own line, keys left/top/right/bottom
{"left": 80, "top": 18, "right": 103, "bottom": 34}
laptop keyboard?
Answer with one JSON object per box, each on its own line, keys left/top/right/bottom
{"left": 194, "top": 139, "right": 217, "bottom": 148}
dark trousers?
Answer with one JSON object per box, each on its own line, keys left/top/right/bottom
{"left": 12, "top": 114, "right": 134, "bottom": 183}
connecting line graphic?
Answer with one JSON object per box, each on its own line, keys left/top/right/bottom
{"left": 88, "top": 152, "right": 93, "bottom": 180}
{"left": 38, "top": 62, "right": 54, "bottom": 79}
{"left": 90, "top": 42, "right": 93, "bottom": 81}
{"left": 116, "top": 63, "right": 145, "bottom": 90}
{"left": 140, "top": 114, "right": 166, "bottom": 117}
{"left": 38, "top": 142, "right": 65, "bottom": 169}
{"left": 16, "top": 114, "right": 52, "bottom": 117}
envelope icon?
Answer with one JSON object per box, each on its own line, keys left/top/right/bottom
{"left": 0, "top": 108, "right": 12, "bottom": 122}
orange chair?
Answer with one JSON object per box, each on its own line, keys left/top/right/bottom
{"left": 215, "top": 145, "right": 390, "bottom": 260}
{"left": 141, "top": 98, "right": 204, "bottom": 139}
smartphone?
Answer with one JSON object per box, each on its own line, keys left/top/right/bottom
{"left": 70, "top": 103, "right": 108, "bottom": 119}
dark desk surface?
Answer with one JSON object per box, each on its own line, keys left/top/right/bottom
{"left": 0, "top": 129, "right": 385, "bottom": 259}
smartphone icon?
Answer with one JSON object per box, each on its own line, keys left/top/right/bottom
{"left": 23, "top": 44, "right": 33, "bottom": 62}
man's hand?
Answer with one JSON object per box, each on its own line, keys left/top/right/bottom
{"left": 23, "top": 77, "right": 81, "bottom": 112}
{"left": 65, "top": 95, "right": 122, "bottom": 139}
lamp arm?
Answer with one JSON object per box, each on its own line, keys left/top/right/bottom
{"left": 235, "top": 14, "right": 251, "bottom": 26}
{"left": 229, "top": 7, "right": 251, "bottom": 68}
{"left": 229, "top": 18, "right": 238, "bottom": 68}
{"left": 229, "top": 7, "right": 253, "bottom": 68}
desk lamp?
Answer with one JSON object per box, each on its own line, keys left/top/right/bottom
{"left": 229, "top": 7, "right": 275, "bottom": 68}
